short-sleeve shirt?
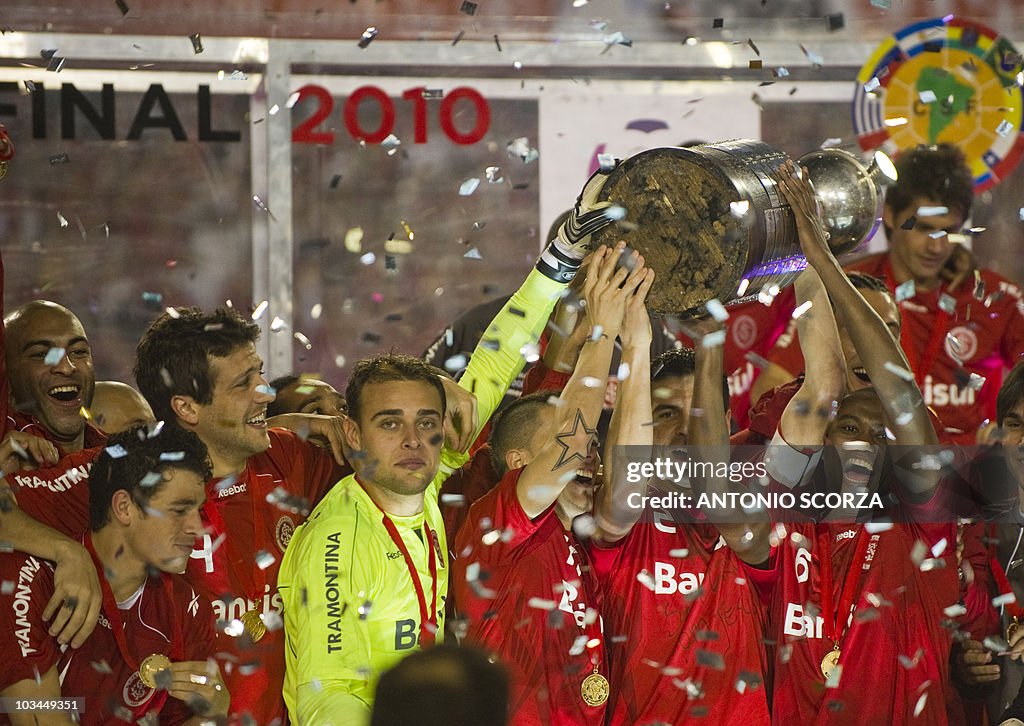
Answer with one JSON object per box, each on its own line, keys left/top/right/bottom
{"left": 588, "top": 506, "right": 771, "bottom": 725}
{"left": 0, "top": 551, "right": 217, "bottom": 725}
{"left": 183, "top": 428, "right": 344, "bottom": 726}
{"left": 453, "top": 468, "right": 607, "bottom": 726}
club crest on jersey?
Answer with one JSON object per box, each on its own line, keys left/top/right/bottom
{"left": 276, "top": 516, "right": 295, "bottom": 552}
{"left": 731, "top": 314, "right": 758, "bottom": 350}
{"left": 123, "top": 671, "right": 155, "bottom": 707}
{"left": 430, "top": 528, "right": 444, "bottom": 566}
{"left": 945, "top": 326, "right": 978, "bottom": 362}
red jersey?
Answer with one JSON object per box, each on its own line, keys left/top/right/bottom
{"left": 184, "top": 428, "right": 344, "bottom": 726}
{"left": 454, "top": 468, "right": 607, "bottom": 726}
{"left": 8, "top": 446, "right": 103, "bottom": 538}
{"left": 767, "top": 254, "right": 1024, "bottom": 444}
{"left": 0, "top": 551, "right": 217, "bottom": 725}
{"left": 747, "top": 520, "right": 959, "bottom": 725}
{"left": 589, "top": 506, "right": 771, "bottom": 725}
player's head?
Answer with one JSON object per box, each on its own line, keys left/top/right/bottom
{"left": 89, "top": 424, "right": 211, "bottom": 573}
{"left": 4, "top": 300, "right": 96, "bottom": 448}
{"left": 882, "top": 144, "right": 973, "bottom": 286}
{"left": 823, "top": 388, "right": 888, "bottom": 494}
{"left": 134, "top": 307, "right": 272, "bottom": 475}
{"left": 268, "top": 374, "right": 346, "bottom": 417}
{"left": 342, "top": 354, "right": 447, "bottom": 500}
{"left": 997, "top": 361, "right": 1024, "bottom": 483}
{"left": 371, "top": 644, "right": 509, "bottom": 726}
{"left": 489, "top": 391, "right": 599, "bottom": 518}
{"left": 91, "top": 381, "right": 156, "bottom": 433}
{"left": 839, "top": 273, "right": 901, "bottom": 391}
{"left": 650, "top": 347, "right": 727, "bottom": 447}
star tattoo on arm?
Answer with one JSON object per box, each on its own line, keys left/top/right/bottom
{"left": 552, "top": 408, "right": 598, "bottom": 471}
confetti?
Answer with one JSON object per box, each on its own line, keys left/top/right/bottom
{"left": 773, "top": 67, "right": 790, "bottom": 79}
{"left": 736, "top": 278, "right": 750, "bottom": 297}
{"left": 825, "top": 13, "right": 845, "bottom": 31}
{"left": 252, "top": 195, "right": 277, "bottom": 221}
{"left": 344, "top": 227, "right": 364, "bottom": 253}
{"left": 460, "top": 1, "right": 477, "bottom": 15}
{"left": 916, "top": 205, "right": 948, "bottom": 217}
{"left": 993, "top": 592, "right": 1017, "bottom": 607}
{"left": 997, "top": 120, "right": 1015, "bottom": 137}
{"left": 884, "top": 117, "right": 908, "bottom": 127}
{"left": 943, "top": 603, "right": 967, "bottom": 618}
{"left": 294, "top": 332, "right": 312, "bottom": 350}
{"left": 189, "top": 33, "right": 204, "bottom": 54}
{"left": 870, "top": 0, "right": 891, "bottom": 7}
{"left": 713, "top": 18, "right": 724, "bottom": 29}
{"left": 43, "top": 346, "right": 66, "bottom": 366}
{"left": 252, "top": 300, "right": 269, "bottom": 320}
{"left": 452, "top": 30, "right": 465, "bottom": 46}
{"left": 749, "top": 60, "right": 763, "bottom": 70}
{"left": 105, "top": 444, "right": 128, "bottom": 459}
{"left": 604, "top": 205, "right": 627, "bottom": 221}
{"left": 863, "top": 77, "right": 881, "bottom": 94}
{"left": 384, "top": 237, "right": 412, "bottom": 255}
{"left": 115, "top": 0, "right": 129, "bottom": 15}
{"left": 820, "top": 137, "right": 843, "bottom": 149}
{"left": 463, "top": 247, "right": 483, "bottom": 260}
{"left": 967, "top": 373, "right": 986, "bottom": 391}
{"left": 883, "top": 361, "right": 915, "bottom": 382}
{"left": 507, "top": 137, "right": 539, "bottom": 164}
{"left": 597, "top": 153, "right": 617, "bottom": 171}
{"left": 706, "top": 298, "right": 729, "bottom": 322}
{"left": 459, "top": 178, "right": 481, "bottom": 196}
{"left": 913, "top": 692, "right": 928, "bottom": 717}
{"left": 701, "top": 330, "right": 726, "bottom": 348}
{"left": 360, "top": 252, "right": 376, "bottom": 265}
{"left": 358, "top": 27, "right": 379, "bottom": 49}
{"left": 159, "top": 451, "right": 185, "bottom": 462}
{"left": 254, "top": 550, "right": 276, "bottom": 570}
{"left": 730, "top": 200, "right": 750, "bottom": 217}
{"left": 485, "top": 166, "right": 504, "bottom": 183}
{"left": 422, "top": 88, "right": 443, "bottom": 99}
{"left": 493, "top": 34, "right": 502, "bottom": 52}
{"left": 800, "top": 45, "right": 824, "bottom": 68}
{"left": 894, "top": 279, "right": 916, "bottom": 301}
{"left": 140, "top": 472, "right": 162, "bottom": 488}
{"left": 918, "top": 90, "right": 937, "bottom": 104}
{"left": 792, "top": 301, "right": 813, "bottom": 319}
{"left": 938, "top": 294, "right": 956, "bottom": 314}
{"left": 49, "top": 153, "right": 70, "bottom": 165}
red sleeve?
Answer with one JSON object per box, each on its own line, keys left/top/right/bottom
{"left": 521, "top": 360, "right": 571, "bottom": 396}
{"left": 270, "top": 429, "right": 349, "bottom": 509}
{"left": 0, "top": 553, "right": 60, "bottom": 690}
{"left": 455, "top": 468, "right": 554, "bottom": 564}
{"left": 765, "top": 318, "right": 806, "bottom": 377}
{"left": 8, "top": 447, "right": 101, "bottom": 539}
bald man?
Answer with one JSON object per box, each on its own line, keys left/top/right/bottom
{"left": 91, "top": 380, "right": 156, "bottom": 433}
{"left": 4, "top": 299, "right": 103, "bottom": 454}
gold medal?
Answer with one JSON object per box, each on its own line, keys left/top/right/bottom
{"left": 1008, "top": 617, "right": 1020, "bottom": 644}
{"left": 241, "top": 609, "right": 267, "bottom": 642}
{"left": 820, "top": 647, "right": 841, "bottom": 680}
{"left": 581, "top": 668, "right": 610, "bottom": 707}
{"left": 138, "top": 653, "right": 172, "bottom": 689}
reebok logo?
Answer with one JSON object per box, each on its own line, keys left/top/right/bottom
{"left": 836, "top": 529, "right": 857, "bottom": 542}
{"left": 217, "top": 481, "right": 247, "bottom": 498}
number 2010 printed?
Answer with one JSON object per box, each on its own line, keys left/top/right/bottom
{"left": 291, "top": 85, "right": 491, "bottom": 146}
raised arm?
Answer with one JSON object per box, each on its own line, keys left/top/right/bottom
{"left": 516, "top": 244, "right": 645, "bottom": 518}
{"left": 689, "top": 321, "right": 771, "bottom": 565}
{"left": 776, "top": 267, "right": 846, "bottom": 447}
{"left": 593, "top": 267, "right": 655, "bottom": 542}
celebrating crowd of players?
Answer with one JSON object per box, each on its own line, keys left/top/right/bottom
{"left": 2, "top": 143, "right": 1024, "bottom": 726}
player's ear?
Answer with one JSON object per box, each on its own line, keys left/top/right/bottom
{"left": 341, "top": 414, "right": 362, "bottom": 451}
{"left": 505, "top": 448, "right": 528, "bottom": 472}
{"left": 882, "top": 203, "right": 898, "bottom": 232}
{"left": 171, "top": 395, "right": 200, "bottom": 426}
{"left": 110, "top": 489, "right": 134, "bottom": 525}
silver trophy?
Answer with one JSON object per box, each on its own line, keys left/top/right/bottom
{"left": 589, "top": 140, "right": 897, "bottom": 316}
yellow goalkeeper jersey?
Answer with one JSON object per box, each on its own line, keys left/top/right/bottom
{"left": 279, "top": 266, "right": 565, "bottom": 725}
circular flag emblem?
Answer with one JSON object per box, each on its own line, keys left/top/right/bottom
{"left": 852, "top": 17, "right": 1024, "bottom": 191}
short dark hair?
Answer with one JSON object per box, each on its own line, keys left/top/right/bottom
{"left": 89, "top": 423, "right": 212, "bottom": 531}
{"left": 883, "top": 144, "right": 974, "bottom": 237}
{"left": 652, "top": 347, "right": 729, "bottom": 413}
{"left": 998, "top": 361, "right": 1024, "bottom": 426}
{"left": 371, "top": 644, "right": 509, "bottom": 726}
{"left": 133, "top": 307, "right": 261, "bottom": 424}
{"left": 488, "top": 391, "right": 555, "bottom": 476}
{"left": 267, "top": 374, "right": 301, "bottom": 418}
{"left": 848, "top": 272, "right": 901, "bottom": 330}
{"left": 345, "top": 354, "right": 446, "bottom": 424}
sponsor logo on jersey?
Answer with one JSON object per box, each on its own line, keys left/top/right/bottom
{"left": 13, "top": 556, "right": 42, "bottom": 656}
{"left": 216, "top": 481, "right": 248, "bottom": 498}
{"left": 188, "top": 590, "right": 200, "bottom": 617}
{"left": 783, "top": 601, "right": 825, "bottom": 639}
{"left": 211, "top": 584, "right": 283, "bottom": 628}
{"left": 324, "top": 531, "right": 343, "bottom": 654}
{"left": 836, "top": 529, "right": 857, "bottom": 542}
{"left": 275, "top": 515, "right": 294, "bottom": 552}
{"left": 12, "top": 462, "right": 92, "bottom": 493}
{"left": 652, "top": 561, "right": 706, "bottom": 595}
{"left": 922, "top": 375, "right": 977, "bottom": 408}
{"left": 122, "top": 671, "right": 155, "bottom": 708}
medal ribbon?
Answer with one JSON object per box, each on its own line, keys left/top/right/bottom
{"left": 84, "top": 532, "right": 182, "bottom": 715}
{"left": 817, "top": 526, "right": 872, "bottom": 647}
{"left": 358, "top": 479, "right": 439, "bottom": 647}
{"left": 882, "top": 258, "right": 951, "bottom": 387}
{"left": 990, "top": 552, "right": 1024, "bottom": 621}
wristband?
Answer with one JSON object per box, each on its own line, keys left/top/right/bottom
{"left": 535, "top": 243, "right": 581, "bottom": 283}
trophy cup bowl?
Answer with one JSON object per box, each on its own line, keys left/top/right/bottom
{"left": 588, "top": 140, "right": 889, "bottom": 317}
